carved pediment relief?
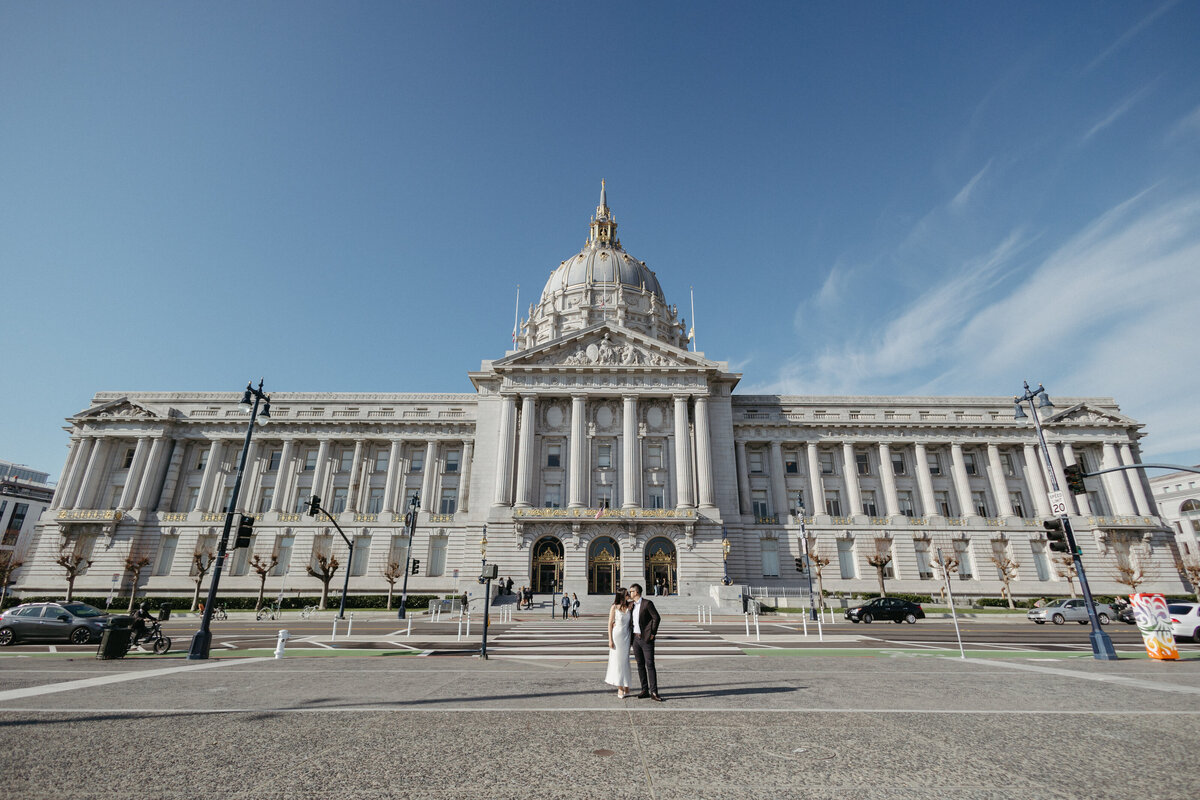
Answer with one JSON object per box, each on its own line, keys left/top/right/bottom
{"left": 496, "top": 324, "right": 714, "bottom": 371}
{"left": 1045, "top": 403, "right": 1133, "bottom": 427}
{"left": 76, "top": 398, "right": 163, "bottom": 421}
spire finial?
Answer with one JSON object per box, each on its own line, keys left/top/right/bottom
{"left": 588, "top": 181, "right": 617, "bottom": 245}
{"left": 600, "top": 179, "right": 607, "bottom": 210}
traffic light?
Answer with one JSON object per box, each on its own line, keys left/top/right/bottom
{"left": 307, "top": 495, "right": 321, "bottom": 516}
{"left": 233, "top": 515, "right": 254, "bottom": 549}
{"left": 411, "top": 559, "right": 420, "bottom": 575}
{"left": 1064, "top": 464, "right": 1087, "bottom": 496}
{"left": 1043, "top": 518, "right": 1070, "bottom": 554}
{"left": 795, "top": 557, "right": 806, "bottom": 573}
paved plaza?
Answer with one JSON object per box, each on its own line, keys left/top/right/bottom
{"left": 1, "top": 622, "right": 1197, "bottom": 800}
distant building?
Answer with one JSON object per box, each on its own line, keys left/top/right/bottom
{"left": 1150, "top": 469, "right": 1200, "bottom": 560}
{"left": 13, "top": 187, "right": 1187, "bottom": 604}
{"left": 0, "top": 459, "right": 56, "bottom": 588}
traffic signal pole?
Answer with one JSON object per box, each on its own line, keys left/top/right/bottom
{"left": 397, "top": 494, "right": 419, "bottom": 619}
{"left": 796, "top": 501, "right": 818, "bottom": 622}
{"left": 305, "top": 496, "right": 355, "bottom": 620}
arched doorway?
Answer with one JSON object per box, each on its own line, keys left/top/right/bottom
{"left": 531, "top": 537, "right": 564, "bottom": 593}
{"left": 644, "top": 537, "right": 677, "bottom": 595}
{"left": 588, "top": 536, "right": 621, "bottom": 595}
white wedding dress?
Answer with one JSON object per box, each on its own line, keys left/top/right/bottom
{"left": 604, "top": 607, "right": 633, "bottom": 688}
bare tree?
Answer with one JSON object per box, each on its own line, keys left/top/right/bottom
{"left": 124, "top": 554, "right": 152, "bottom": 613}
{"left": 56, "top": 547, "right": 93, "bottom": 602}
{"left": 1176, "top": 556, "right": 1200, "bottom": 602}
{"left": 1054, "top": 556, "right": 1077, "bottom": 598}
{"left": 383, "top": 560, "right": 403, "bottom": 610}
{"left": 803, "top": 533, "right": 831, "bottom": 611}
{"left": 990, "top": 555, "right": 1021, "bottom": 609}
{"left": 250, "top": 553, "right": 279, "bottom": 611}
{"left": 931, "top": 550, "right": 959, "bottom": 606}
{"left": 0, "top": 552, "right": 24, "bottom": 608}
{"left": 1113, "top": 563, "right": 1146, "bottom": 595}
{"left": 865, "top": 539, "right": 893, "bottom": 597}
{"left": 191, "top": 550, "right": 215, "bottom": 611}
{"left": 307, "top": 553, "right": 340, "bottom": 610}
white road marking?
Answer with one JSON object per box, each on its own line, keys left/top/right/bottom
{"left": 960, "top": 657, "right": 1200, "bottom": 695}
{"left": 0, "top": 657, "right": 270, "bottom": 703}
{"left": 0, "top": 705, "right": 1196, "bottom": 715}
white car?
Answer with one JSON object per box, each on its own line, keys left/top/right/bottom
{"left": 1168, "top": 603, "right": 1200, "bottom": 641}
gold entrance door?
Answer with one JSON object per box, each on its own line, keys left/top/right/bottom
{"left": 531, "top": 537, "right": 564, "bottom": 594}
{"left": 588, "top": 537, "right": 621, "bottom": 595}
{"left": 645, "top": 538, "right": 677, "bottom": 595}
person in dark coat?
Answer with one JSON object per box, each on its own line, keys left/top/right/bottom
{"left": 627, "top": 583, "right": 663, "bottom": 701}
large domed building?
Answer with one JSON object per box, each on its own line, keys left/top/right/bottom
{"left": 15, "top": 185, "right": 1183, "bottom": 607}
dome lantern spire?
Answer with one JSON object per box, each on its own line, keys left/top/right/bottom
{"left": 589, "top": 179, "right": 618, "bottom": 245}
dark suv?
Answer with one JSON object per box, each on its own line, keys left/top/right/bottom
{"left": 845, "top": 597, "right": 925, "bottom": 624}
{"left": 0, "top": 602, "right": 111, "bottom": 645}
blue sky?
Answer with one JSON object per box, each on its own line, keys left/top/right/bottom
{"left": 3, "top": 1, "right": 1198, "bottom": 481}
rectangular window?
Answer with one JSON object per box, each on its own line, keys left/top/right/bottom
{"left": 3, "top": 503, "right": 29, "bottom": 546}
{"left": 445, "top": 449, "right": 460, "bottom": 473}
{"left": 154, "top": 534, "right": 178, "bottom": 577}
{"left": 182, "top": 486, "right": 200, "bottom": 512}
{"left": 855, "top": 452, "right": 870, "bottom": 476}
{"left": 953, "top": 540, "right": 973, "bottom": 579}
{"left": 898, "top": 491, "right": 915, "bottom": 517}
{"left": 784, "top": 453, "right": 799, "bottom": 474}
{"left": 597, "top": 445, "right": 612, "bottom": 469}
{"left": 596, "top": 486, "right": 613, "bottom": 509}
{"left": 914, "top": 540, "right": 933, "bottom": 579}
{"left": 331, "top": 487, "right": 349, "bottom": 514}
{"left": 876, "top": 540, "right": 895, "bottom": 578}
{"left": 546, "top": 445, "right": 561, "bottom": 468}
{"left": 439, "top": 488, "right": 457, "bottom": 515}
{"left": 647, "top": 487, "right": 664, "bottom": 509}
{"left": 819, "top": 452, "right": 836, "bottom": 476}
{"left": 374, "top": 449, "right": 389, "bottom": 472}
{"left": 410, "top": 449, "right": 424, "bottom": 473}
{"left": 837, "top": 539, "right": 856, "bottom": 579}
{"left": 751, "top": 490, "right": 769, "bottom": 519}
{"left": 824, "top": 491, "right": 842, "bottom": 517}
{"left": 1009, "top": 491, "right": 1026, "bottom": 518}
{"left": 220, "top": 486, "right": 234, "bottom": 512}
{"left": 861, "top": 491, "right": 878, "bottom": 517}
{"left": 964, "top": 452, "right": 978, "bottom": 476}
{"left": 972, "top": 490, "right": 989, "bottom": 517}
{"left": 404, "top": 487, "right": 419, "bottom": 510}
{"left": 646, "top": 445, "right": 662, "bottom": 469}
{"left": 122, "top": 447, "right": 136, "bottom": 469}
{"left": 309, "top": 536, "right": 332, "bottom": 572}
{"left": 389, "top": 536, "right": 408, "bottom": 570}
{"left": 891, "top": 451, "right": 906, "bottom": 476}
{"left": 350, "top": 535, "right": 371, "bottom": 577}
{"left": 544, "top": 485, "right": 561, "bottom": 508}
{"left": 268, "top": 450, "right": 282, "bottom": 472}
{"left": 190, "top": 536, "right": 217, "bottom": 575}
{"left": 927, "top": 452, "right": 941, "bottom": 475}
{"left": 195, "top": 449, "right": 209, "bottom": 471}
{"left": 428, "top": 537, "right": 447, "bottom": 577}
{"left": 338, "top": 449, "right": 354, "bottom": 473}
{"left": 1032, "top": 541, "right": 1051, "bottom": 581}
{"left": 258, "top": 488, "right": 273, "bottom": 514}
{"left": 229, "top": 537, "right": 253, "bottom": 576}
{"left": 793, "top": 490, "right": 805, "bottom": 515}
{"left": 108, "top": 486, "right": 124, "bottom": 510}
{"left": 1000, "top": 452, "right": 1016, "bottom": 477}
{"left": 272, "top": 535, "right": 293, "bottom": 576}
{"left": 935, "top": 490, "right": 953, "bottom": 517}
{"left": 294, "top": 493, "right": 309, "bottom": 513}
{"left": 367, "top": 488, "right": 384, "bottom": 514}
{"left": 749, "top": 450, "right": 764, "bottom": 474}
{"left": 992, "top": 541, "right": 1010, "bottom": 580}
{"left": 303, "top": 449, "right": 317, "bottom": 472}
{"left": 760, "top": 538, "right": 780, "bottom": 577}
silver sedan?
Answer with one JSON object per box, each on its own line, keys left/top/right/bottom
{"left": 1027, "top": 598, "right": 1114, "bottom": 625}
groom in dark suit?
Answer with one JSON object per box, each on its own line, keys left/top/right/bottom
{"left": 628, "top": 583, "right": 663, "bottom": 701}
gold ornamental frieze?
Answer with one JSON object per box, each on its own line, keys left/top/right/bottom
{"left": 56, "top": 509, "right": 118, "bottom": 521}
{"left": 513, "top": 507, "right": 695, "bottom": 520}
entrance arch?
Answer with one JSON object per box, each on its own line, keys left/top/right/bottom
{"left": 588, "top": 536, "right": 621, "bottom": 595}
{"left": 531, "top": 536, "right": 564, "bottom": 593}
{"left": 644, "top": 537, "right": 677, "bottom": 595}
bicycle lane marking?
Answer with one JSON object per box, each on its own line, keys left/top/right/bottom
{"left": 959, "top": 657, "right": 1200, "bottom": 696}
{"left": 0, "top": 657, "right": 271, "bottom": 704}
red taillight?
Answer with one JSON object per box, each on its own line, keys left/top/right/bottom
{"left": 1171, "top": 618, "right": 1180, "bottom": 624}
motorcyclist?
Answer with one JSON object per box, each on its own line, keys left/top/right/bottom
{"left": 130, "top": 602, "right": 156, "bottom": 645}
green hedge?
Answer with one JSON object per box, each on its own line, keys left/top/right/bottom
{"left": 2, "top": 594, "right": 440, "bottom": 611}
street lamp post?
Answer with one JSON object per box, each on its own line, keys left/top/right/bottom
{"left": 305, "top": 495, "right": 355, "bottom": 620}
{"left": 397, "top": 494, "right": 419, "bottom": 619}
{"left": 188, "top": 380, "right": 270, "bottom": 660}
{"left": 1015, "top": 381, "right": 1117, "bottom": 661}
{"left": 480, "top": 526, "right": 491, "bottom": 660}
{"left": 721, "top": 530, "right": 732, "bottom": 586}
{"left": 796, "top": 498, "right": 818, "bottom": 621}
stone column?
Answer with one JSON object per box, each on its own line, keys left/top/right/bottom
{"left": 841, "top": 443, "right": 862, "bottom": 516}
{"left": 770, "top": 441, "right": 788, "bottom": 518}
{"left": 116, "top": 437, "right": 150, "bottom": 510}
{"left": 382, "top": 440, "right": 402, "bottom": 513}
{"left": 133, "top": 436, "right": 167, "bottom": 511}
{"left": 1044, "top": 443, "right": 1077, "bottom": 515}
{"left": 420, "top": 441, "right": 438, "bottom": 512}
{"left": 345, "top": 440, "right": 364, "bottom": 512}
{"left": 673, "top": 395, "right": 694, "bottom": 509}
{"left": 949, "top": 443, "right": 972, "bottom": 517}
{"left": 1059, "top": 444, "right": 1091, "bottom": 514}
{"left": 568, "top": 395, "right": 587, "bottom": 508}
{"left": 193, "top": 441, "right": 223, "bottom": 513}
{"left": 695, "top": 396, "right": 716, "bottom": 509}
{"left": 74, "top": 437, "right": 110, "bottom": 509}
{"left": 1023, "top": 444, "right": 1051, "bottom": 517}
{"left": 986, "top": 444, "right": 1014, "bottom": 517}
{"left": 735, "top": 440, "right": 752, "bottom": 515}
{"left": 53, "top": 438, "right": 86, "bottom": 510}
{"left": 269, "top": 440, "right": 295, "bottom": 513}
{"left": 1119, "top": 442, "right": 1153, "bottom": 516}
{"left": 1101, "top": 442, "right": 1136, "bottom": 516}
{"left": 913, "top": 442, "right": 936, "bottom": 517}
{"left": 878, "top": 443, "right": 900, "bottom": 517}
{"left": 494, "top": 396, "right": 518, "bottom": 507}
{"left": 806, "top": 443, "right": 823, "bottom": 515}
{"left": 309, "top": 439, "right": 332, "bottom": 511}
{"left": 514, "top": 395, "right": 537, "bottom": 508}
{"left": 157, "top": 440, "right": 187, "bottom": 513}
{"left": 622, "top": 395, "right": 640, "bottom": 509}
{"left": 235, "top": 441, "right": 261, "bottom": 513}
{"left": 459, "top": 440, "right": 475, "bottom": 512}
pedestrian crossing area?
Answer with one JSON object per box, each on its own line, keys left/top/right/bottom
{"left": 486, "top": 619, "right": 746, "bottom": 661}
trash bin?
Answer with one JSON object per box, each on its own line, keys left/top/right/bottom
{"left": 97, "top": 615, "right": 133, "bottom": 660}
{"left": 158, "top": 603, "right": 171, "bottom": 621}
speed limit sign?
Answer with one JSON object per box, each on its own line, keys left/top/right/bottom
{"left": 1047, "top": 491, "right": 1068, "bottom": 515}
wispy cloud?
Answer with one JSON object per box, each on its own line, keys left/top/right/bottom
{"left": 1082, "top": 0, "right": 1179, "bottom": 74}
{"left": 1166, "top": 103, "right": 1200, "bottom": 143}
{"left": 1082, "top": 83, "right": 1156, "bottom": 142}
{"left": 950, "top": 160, "right": 992, "bottom": 211}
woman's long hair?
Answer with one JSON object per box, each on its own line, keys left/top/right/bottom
{"left": 612, "top": 587, "right": 629, "bottom": 609}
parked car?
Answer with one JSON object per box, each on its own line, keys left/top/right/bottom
{"left": 845, "top": 597, "right": 925, "bottom": 624}
{"left": 1027, "top": 598, "right": 1114, "bottom": 625}
{"left": 0, "top": 601, "right": 111, "bottom": 646}
{"left": 1168, "top": 603, "right": 1200, "bottom": 641}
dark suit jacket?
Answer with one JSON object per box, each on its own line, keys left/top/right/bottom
{"left": 633, "top": 598, "right": 660, "bottom": 642}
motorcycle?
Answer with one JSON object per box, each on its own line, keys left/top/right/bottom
{"left": 129, "top": 620, "right": 172, "bottom": 655}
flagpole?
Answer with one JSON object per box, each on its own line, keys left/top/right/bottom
{"left": 512, "top": 284, "right": 520, "bottom": 348}
{"left": 689, "top": 286, "right": 696, "bottom": 352}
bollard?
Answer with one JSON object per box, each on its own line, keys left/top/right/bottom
{"left": 274, "top": 629, "right": 290, "bottom": 659}
{"left": 707, "top": 606, "right": 713, "bottom": 624}
{"left": 801, "top": 612, "right": 808, "bottom": 637}
{"left": 331, "top": 617, "right": 339, "bottom": 640}
{"left": 457, "top": 615, "right": 463, "bottom": 642}
{"left": 466, "top": 613, "right": 471, "bottom": 638}
{"left": 816, "top": 611, "right": 824, "bottom": 643}
{"left": 744, "top": 612, "right": 750, "bottom": 636}
{"left": 348, "top": 612, "right": 354, "bottom": 637}
{"left": 754, "top": 612, "right": 760, "bottom": 641}
{"left": 407, "top": 616, "right": 413, "bottom": 637}
{"left": 697, "top": 605, "right": 702, "bottom": 623}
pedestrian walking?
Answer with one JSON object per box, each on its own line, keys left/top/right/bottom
{"left": 571, "top": 593, "right": 580, "bottom": 619}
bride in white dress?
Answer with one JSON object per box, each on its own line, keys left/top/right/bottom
{"left": 605, "top": 588, "right": 633, "bottom": 698}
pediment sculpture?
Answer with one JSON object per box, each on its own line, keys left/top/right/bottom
{"left": 541, "top": 333, "right": 676, "bottom": 367}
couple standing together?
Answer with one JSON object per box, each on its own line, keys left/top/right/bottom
{"left": 604, "top": 583, "right": 664, "bottom": 701}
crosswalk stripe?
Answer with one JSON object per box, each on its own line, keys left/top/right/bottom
{"left": 487, "top": 620, "right": 744, "bottom": 661}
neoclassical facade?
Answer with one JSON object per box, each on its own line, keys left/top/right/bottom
{"left": 16, "top": 187, "right": 1186, "bottom": 603}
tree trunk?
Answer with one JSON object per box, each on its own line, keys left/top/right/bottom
{"left": 1004, "top": 583, "right": 1014, "bottom": 609}
{"left": 191, "top": 580, "right": 202, "bottom": 611}
{"left": 319, "top": 581, "right": 330, "bottom": 610}
{"left": 1067, "top": 577, "right": 1076, "bottom": 599}
{"left": 876, "top": 567, "right": 886, "bottom": 597}
{"left": 66, "top": 575, "right": 76, "bottom": 602}
{"left": 256, "top": 576, "right": 267, "bottom": 611}
{"left": 386, "top": 583, "right": 394, "bottom": 610}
